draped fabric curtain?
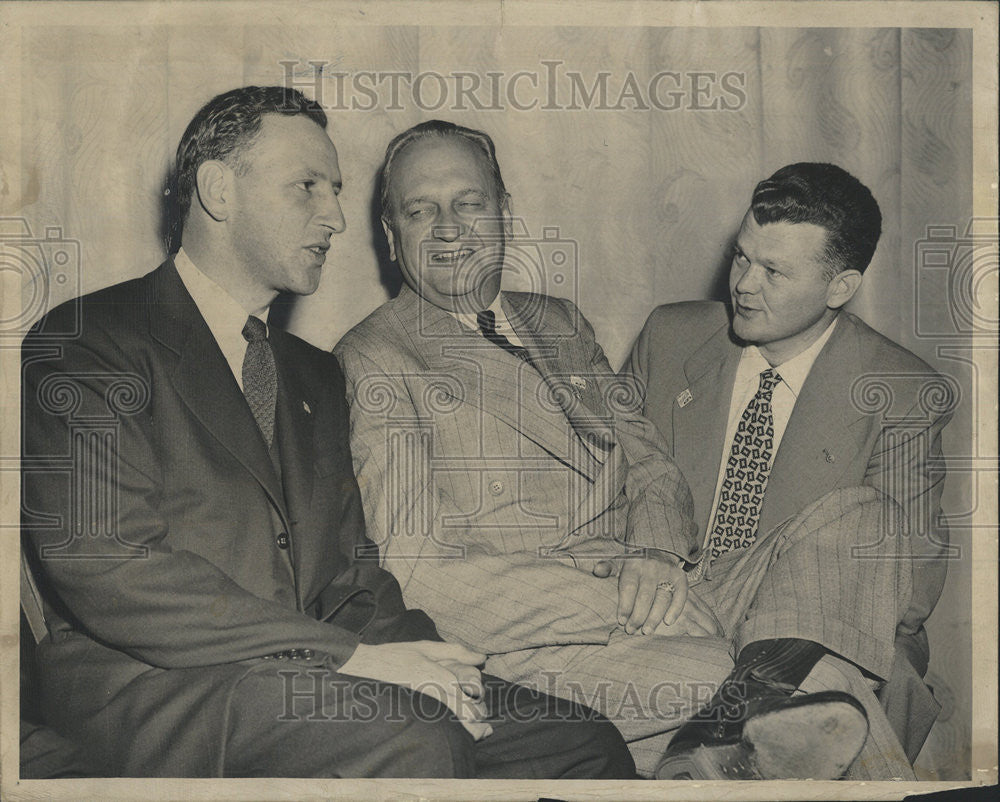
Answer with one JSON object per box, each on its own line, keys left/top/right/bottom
{"left": 9, "top": 23, "right": 972, "bottom": 777}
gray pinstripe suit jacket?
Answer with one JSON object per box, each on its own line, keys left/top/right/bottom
{"left": 335, "top": 285, "right": 699, "bottom": 655}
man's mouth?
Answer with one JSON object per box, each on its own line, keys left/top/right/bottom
{"left": 428, "top": 248, "right": 474, "bottom": 264}
{"left": 306, "top": 243, "right": 330, "bottom": 258}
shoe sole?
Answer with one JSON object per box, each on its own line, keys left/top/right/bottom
{"left": 658, "top": 697, "right": 869, "bottom": 780}
{"left": 747, "top": 697, "right": 869, "bottom": 779}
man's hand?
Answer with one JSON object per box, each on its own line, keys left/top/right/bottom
{"left": 653, "top": 587, "right": 724, "bottom": 638}
{"left": 595, "top": 551, "right": 689, "bottom": 635}
{"left": 339, "top": 640, "right": 493, "bottom": 740}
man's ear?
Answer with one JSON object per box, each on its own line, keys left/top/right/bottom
{"left": 381, "top": 218, "right": 397, "bottom": 262}
{"left": 195, "top": 160, "right": 232, "bottom": 222}
{"left": 826, "top": 269, "right": 863, "bottom": 310}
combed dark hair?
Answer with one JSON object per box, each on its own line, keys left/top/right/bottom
{"left": 168, "top": 86, "right": 327, "bottom": 244}
{"left": 751, "top": 163, "right": 882, "bottom": 276}
{"left": 379, "top": 120, "right": 507, "bottom": 220}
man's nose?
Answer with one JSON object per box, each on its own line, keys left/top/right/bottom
{"left": 734, "top": 263, "right": 761, "bottom": 294}
{"left": 317, "top": 193, "right": 347, "bottom": 234}
{"left": 432, "top": 209, "right": 466, "bottom": 241}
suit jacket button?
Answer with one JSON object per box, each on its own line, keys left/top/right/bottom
{"left": 276, "top": 532, "right": 290, "bottom": 550}
{"left": 489, "top": 480, "right": 504, "bottom": 496}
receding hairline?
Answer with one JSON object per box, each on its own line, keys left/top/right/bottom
{"left": 382, "top": 132, "right": 504, "bottom": 218}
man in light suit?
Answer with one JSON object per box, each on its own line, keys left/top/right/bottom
{"left": 20, "top": 86, "right": 634, "bottom": 778}
{"left": 622, "top": 162, "right": 954, "bottom": 764}
{"left": 336, "top": 122, "right": 916, "bottom": 780}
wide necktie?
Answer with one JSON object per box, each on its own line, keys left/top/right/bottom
{"left": 708, "top": 368, "right": 781, "bottom": 560}
{"left": 242, "top": 315, "right": 277, "bottom": 448}
{"left": 477, "top": 310, "right": 532, "bottom": 364}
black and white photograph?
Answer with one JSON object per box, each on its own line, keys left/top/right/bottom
{"left": 1, "top": 2, "right": 996, "bottom": 799}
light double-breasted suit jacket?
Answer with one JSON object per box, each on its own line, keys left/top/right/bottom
{"left": 622, "top": 300, "right": 954, "bottom": 757}
{"left": 335, "top": 285, "right": 700, "bottom": 657}
{"left": 21, "top": 261, "right": 438, "bottom": 776}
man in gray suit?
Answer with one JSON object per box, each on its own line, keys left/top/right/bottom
{"left": 336, "top": 122, "right": 916, "bottom": 780}
{"left": 622, "top": 163, "right": 954, "bottom": 763}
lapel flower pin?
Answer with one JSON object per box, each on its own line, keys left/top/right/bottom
{"left": 302, "top": 401, "right": 311, "bottom": 415}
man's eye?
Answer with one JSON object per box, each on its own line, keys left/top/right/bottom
{"left": 295, "top": 181, "right": 314, "bottom": 191}
{"left": 765, "top": 266, "right": 780, "bottom": 278}
{"left": 733, "top": 250, "right": 750, "bottom": 267}
{"left": 458, "top": 200, "right": 483, "bottom": 209}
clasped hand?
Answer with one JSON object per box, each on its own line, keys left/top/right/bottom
{"left": 593, "top": 551, "right": 723, "bottom": 637}
{"left": 340, "top": 640, "right": 493, "bottom": 741}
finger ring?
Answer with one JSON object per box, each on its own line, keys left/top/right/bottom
{"left": 656, "top": 580, "right": 675, "bottom": 593}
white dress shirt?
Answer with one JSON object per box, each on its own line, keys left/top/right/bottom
{"left": 703, "top": 318, "right": 839, "bottom": 543}
{"left": 173, "top": 248, "right": 268, "bottom": 392}
{"left": 451, "top": 292, "right": 526, "bottom": 347}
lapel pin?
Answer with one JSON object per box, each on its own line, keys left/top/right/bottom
{"left": 677, "top": 388, "right": 693, "bottom": 408}
{"left": 302, "top": 401, "right": 311, "bottom": 415}
{"left": 570, "top": 375, "right": 587, "bottom": 389}
{"left": 823, "top": 449, "right": 834, "bottom": 463}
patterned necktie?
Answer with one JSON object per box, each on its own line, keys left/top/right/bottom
{"left": 242, "top": 315, "right": 277, "bottom": 448}
{"left": 477, "top": 310, "right": 531, "bottom": 364}
{"left": 709, "top": 368, "right": 781, "bottom": 559}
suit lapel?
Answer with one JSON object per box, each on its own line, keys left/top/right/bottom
{"left": 393, "top": 287, "right": 599, "bottom": 479}
{"left": 148, "top": 261, "right": 288, "bottom": 527}
{"left": 672, "top": 320, "right": 742, "bottom": 534}
{"left": 504, "top": 294, "right": 616, "bottom": 452}
{"left": 759, "top": 315, "right": 868, "bottom": 533}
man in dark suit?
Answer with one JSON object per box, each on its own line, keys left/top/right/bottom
{"left": 20, "top": 85, "right": 634, "bottom": 778}
{"left": 623, "top": 162, "right": 954, "bottom": 765}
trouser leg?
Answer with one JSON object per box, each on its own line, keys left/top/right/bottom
{"left": 223, "top": 664, "right": 474, "bottom": 778}
{"left": 473, "top": 673, "right": 636, "bottom": 779}
{"left": 702, "top": 487, "right": 912, "bottom": 680}
{"left": 487, "top": 633, "right": 735, "bottom": 777}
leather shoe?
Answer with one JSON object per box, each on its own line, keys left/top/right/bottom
{"left": 655, "top": 678, "right": 869, "bottom": 780}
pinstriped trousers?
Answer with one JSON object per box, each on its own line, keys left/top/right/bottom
{"left": 487, "top": 487, "right": 915, "bottom": 778}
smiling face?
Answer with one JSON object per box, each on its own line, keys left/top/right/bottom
{"left": 729, "top": 210, "right": 853, "bottom": 365}
{"left": 226, "top": 114, "right": 346, "bottom": 304}
{"left": 382, "top": 135, "right": 510, "bottom": 313}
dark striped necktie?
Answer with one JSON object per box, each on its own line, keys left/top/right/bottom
{"left": 241, "top": 315, "right": 277, "bottom": 448}
{"left": 477, "top": 310, "right": 531, "bottom": 364}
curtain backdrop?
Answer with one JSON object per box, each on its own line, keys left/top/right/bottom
{"left": 7, "top": 22, "right": 974, "bottom": 778}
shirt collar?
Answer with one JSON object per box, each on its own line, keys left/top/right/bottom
{"left": 451, "top": 291, "right": 505, "bottom": 332}
{"left": 738, "top": 317, "right": 838, "bottom": 399}
{"left": 173, "top": 248, "right": 267, "bottom": 336}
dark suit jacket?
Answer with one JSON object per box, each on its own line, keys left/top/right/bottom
{"left": 622, "top": 300, "right": 954, "bottom": 760}
{"left": 21, "top": 260, "right": 438, "bottom": 776}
